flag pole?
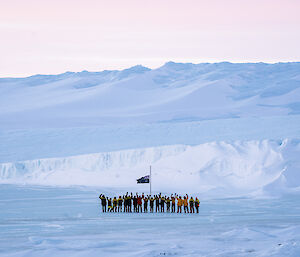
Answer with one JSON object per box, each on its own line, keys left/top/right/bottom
{"left": 150, "top": 165, "right": 152, "bottom": 196}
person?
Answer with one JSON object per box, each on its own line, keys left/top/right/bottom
{"left": 133, "top": 195, "right": 138, "bottom": 212}
{"left": 107, "top": 197, "right": 113, "bottom": 212}
{"left": 118, "top": 196, "right": 123, "bottom": 212}
{"left": 155, "top": 195, "right": 160, "bottom": 212}
{"left": 137, "top": 194, "right": 143, "bottom": 213}
{"left": 183, "top": 195, "right": 189, "bottom": 213}
{"left": 99, "top": 194, "right": 107, "bottom": 212}
{"left": 143, "top": 196, "right": 148, "bottom": 213}
{"left": 195, "top": 197, "right": 200, "bottom": 213}
{"left": 113, "top": 197, "right": 118, "bottom": 212}
{"left": 189, "top": 197, "right": 195, "bottom": 213}
{"left": 128, "top": 193, "right": 132, "bottom": 212}
{"left": 149, "top": 196, "right": 154, "bottom": 212}
{"left": 98, "top": 193, "right": 199, "bottom": 215}
{"left": 177, "top": 196, "right": 183, "bottom": 213}
{"left": 171, "top": 194, "right": 176, "bottom": 213}
{"left": 124, "top": 194, "right": 128, "bottom": 212}
{"left": 160, "top": 196, "right": 165, "bottom": 212}
{"left": 166, "top": 197, "right": 171, "bottom": 212}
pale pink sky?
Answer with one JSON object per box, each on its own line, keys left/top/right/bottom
{"left": 1, "top": 0, "right": 300, "bottom": 77}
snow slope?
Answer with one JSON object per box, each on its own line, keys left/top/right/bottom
{"left": 1, "top": 62, "right": 300, "bottom": 129}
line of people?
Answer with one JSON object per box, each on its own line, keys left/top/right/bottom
{"left": 99, "top": 193, "right": 200, "bottom": 213}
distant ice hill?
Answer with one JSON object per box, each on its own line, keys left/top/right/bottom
{"left": 0, "top": 62, "right": 300, "bottom": 195}
{"left": 1, "top": 62, "right": 300, "bottom": 129}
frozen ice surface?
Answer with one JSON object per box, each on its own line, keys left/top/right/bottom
{"left": 0, "top": 184, "right": 300, "bottom": 257}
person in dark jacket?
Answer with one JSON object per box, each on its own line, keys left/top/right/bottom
{"left": 143, "top": 196, "right": 148, "bottom": 213}
{"left": 128, "top": 193, "right": 133, "bottom": 212}
{"left": 160, "top": 196, "right": 165, "bottom": 212}
{"left": 195, "top": 197, "right": 200, "bottom": 213}
{"left": 189, "top": 197, "right": 195, "bottom": 213}
{"left": 166, "top": 197, "right": 171, "bottom": 212}
{"left": 149, "top": 196, "right": 154, "bottom": 212}
{"left": 99, "top": 194, "right": 107, "bottom": 212}
{"left": 133, "top": 195, "right": 138, "bottom": 212}
{"left": 155, "top": 195, "right": 160, "bottom": 212}
{"left": 124, "top": 194, "right": 128, "bottom": 212}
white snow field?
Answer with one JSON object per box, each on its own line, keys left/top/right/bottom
{"left": 1, "top": 62, "right": 300, "bottom": 256}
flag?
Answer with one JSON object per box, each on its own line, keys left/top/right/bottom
{"left": 137, "top": 175, "right": 150, "bottom": 184}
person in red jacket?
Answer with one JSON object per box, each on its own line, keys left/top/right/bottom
{"left": 137, "top": 194, "right": 143, "bottom": 213}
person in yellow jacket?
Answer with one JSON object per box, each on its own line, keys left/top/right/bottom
{"left": 117, "top": 196, "right": 123, "bottom": 212}
{"left": 113, "top": 197, "right": 118, "bottom": 212}
{"left": 183, "top": 195, "right": 189, "bottom": 213}
{"left": 171, "top": 194, "right": 176, "bottom": 213}
{"left": 149, "top": 197, "right": 154, "bottom": 213}
{"left": 177, "top": 196, "right": 183, "bottom": 213}
{"left": 195, "top": 197, "right": 200, "bottom": 213}
{"left": 107, "top": 198, "right": 113, "bottom": 212}
{"left": 189, "top": 197, "right": 195, "bottom": 213}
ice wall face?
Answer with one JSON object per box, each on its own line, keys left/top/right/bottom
{"left": 0, "top": 145, "right": 188, "bottom": 187}
{"left": 1, "top": 140, "right": 299, "bottom": 197}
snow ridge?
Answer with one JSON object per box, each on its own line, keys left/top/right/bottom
{"left": 1, "top": 62, "right": 300, "bottom": 129}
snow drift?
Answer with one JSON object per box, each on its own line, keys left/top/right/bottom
{"left": 1, "top": 139, "right": 299, "bottom": 197}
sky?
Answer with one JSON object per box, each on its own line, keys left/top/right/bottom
{"left": 0, "top": 0, "right": 300, "bottom": 77}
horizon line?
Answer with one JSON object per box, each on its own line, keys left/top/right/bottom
{"left": 2, "top": 60, "right": 300, "bottom": 79}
